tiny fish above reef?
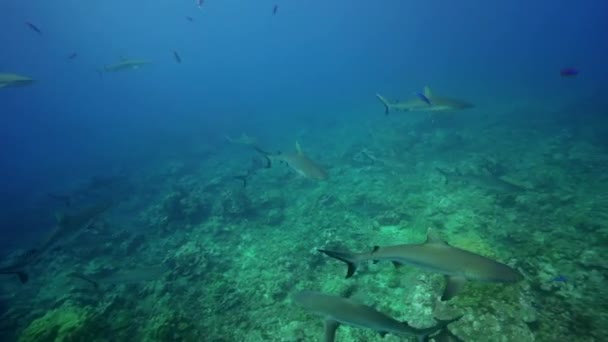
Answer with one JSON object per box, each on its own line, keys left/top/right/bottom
{"left": 101, "top": 58, "right": 150, "bottom": 72}
{"left": 254, "top": 141, "right": 328, "bottom": 181}
{"left": 0, "top": 73, "right": 35, "bottom": 88}
{"left": 25, "top": 22, "right": 42, "bottom": 35}
{"left": 560, "top": 67, "right": 579, "bottom": 77}
{"left": 552, "top": 275, "right": 568, "bottom": 283}
{"left": 294, "top": 290, "right": 461, "bottom": 342}
{"left": 173, "top": 50, "right": 182, "bottom": 64}
{"left": 319, "top": 228, "right": 523, "bottom": 300}
{"left": 273, "top": 4, "right": 278, "bottom": 15}
{"left": 376, "top": 86, "right": 472, "bottom": 115}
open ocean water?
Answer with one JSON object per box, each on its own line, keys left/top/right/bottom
{"left": 1, "top": 1, "right": 607, "bottom": 341}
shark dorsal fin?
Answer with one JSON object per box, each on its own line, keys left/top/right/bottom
{"left": 423, "top": 86, "right": 433, "bottom": 99}
{"left": 425, "top": 228, "right": 447, "bottom": 245}
{"left": 54, "top": 212, "right": 65, "bottom": 224}
{"left": 295, "top": 141, "right": 303, "bottom": 155}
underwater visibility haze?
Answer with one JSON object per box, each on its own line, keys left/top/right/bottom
{"left": 1, "top": 0, "right": 608, "bottom": 341}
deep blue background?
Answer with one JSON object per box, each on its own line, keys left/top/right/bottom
{"left": 1, "top": 0, "right": 607, "bottom": 251}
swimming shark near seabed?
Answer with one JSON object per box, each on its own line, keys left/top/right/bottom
{"left": 101, "top": 58, "right": 150, "bottom": 72}
{"left": 376, "top": 87, "right": 472, "bottom": 115}
{"left": 294, "top": 290, "right": 461, "bottom": 342}
{"left": 319, "top": 228, "right": 523, "bottom": 300}
{"left": 254, "top": 142, "right": 328, "bottom": 180}
{"left": 0, "top": 73, "right": 35, "bottom": 88}
{"left": 435, "top": 167, "right": 528, "bottom": 193}
{"left": 0, "top": 201, "right": 112, "bottom": 284}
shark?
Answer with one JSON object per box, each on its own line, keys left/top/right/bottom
{"left": 68, "top": 265, "right": 166, "bottom": 290}
{"left": 435, "top": 167, "right": 528, "bottom": 193}
{"left": 0, "top": 201, "right": 112, "bottom": 284}
{"left": 254, "top": 142, "right": 328, "bottom": 180}
{"left": 376, "top": 87, "right": 472, "bottom": 115}
{"left": 101, "top": 58, "right": 150, "bottom": 72}
{"left": 319, "top": 228, "right": 523, "bottom": 300}
{"left": 0, "top": 73, "right": 35, "bottom": 88}
{"left": 294, "top": 290, "right": 461, "bottom": 342}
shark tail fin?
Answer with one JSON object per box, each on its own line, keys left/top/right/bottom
{"left": 375, "top": 93, "right": 391, "bottom": 115}
{"left": 233, "top": 175, "right": 248, "bottom": 188}
{"left": 318, "top": 249, "right": 359, "bottom": 278}
{"left": 0, "top": 271, "right": 28, "bottom": 284}
{"left": 252, "top": 146, "right": 272, "bottom": 168}
{"left": 16, "top": 271, "right": 29, "bottom": 284}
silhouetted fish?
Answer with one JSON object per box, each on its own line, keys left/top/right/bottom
{"left": 197, "top": 0, "right": 204, "bottom": 9}
{"left": 186, "top": 16, "right": 194, "bottom": 22}
{"left": 173, "top": 50, "right": 182, "bottom": 64}
{"left": 67, "top": 52, "right": 78, "bottom": 60}
{"left": 560, "top": 67, "right": 579, "bottom": 77}
{"left": 26, "top": 22, "right": 42, "bottom": 35}
{"left": 552, "top": 275, "right": 568, "bottom": 283}
{"left": 273, "top": 4, "right": 278, "bottom": 15}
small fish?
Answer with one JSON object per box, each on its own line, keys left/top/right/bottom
{"left": 67, "top": 52, "right": 78, "bottom": 60}
{"left": 560, "top": 67, "right": 579, "bottom": 77}
{"left": 552, "top": 275, "right": 568, "bottom": 283}
{"left": 186, "top": 16, "right": 194, "bottom": 22}
{"left": 26, "top": 22, "right": 42, "bottom": 35}
{"left": 197, "top": 0, "right": 204, "bottom": 9}
{"left": 414, "top": 91, "right": 432, "bottom": 105}
{"left": 173, "top": 51, "right": 182, "bottom": 64}
{"left": 273, "top": 4, "right": 278, "bottom": 15}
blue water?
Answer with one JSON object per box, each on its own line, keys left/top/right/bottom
{"left": 1, "top": 1, "right": 608, "bottom": 341}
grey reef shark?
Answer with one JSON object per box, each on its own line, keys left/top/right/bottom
{"left": 0, "top": 73, "right": 35, "bottom": 88}
{"left": 376, "top": 87, "right": 472, "bottom": 115}
{"left": 294, "top": 290, "right": 461, "bottom": 342}
{"left": 100, "top": 58, "right": 150, "bottom": 72}
{"left": 254, "top": 141, "right": 328, "bottom": 181}
{"left": 319, "top": 228, "right": 523, "bottom": 300}
{"left": 0, "top": 201, "right": 112, "bottom": 284}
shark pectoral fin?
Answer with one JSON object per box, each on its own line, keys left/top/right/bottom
{"left": 442, "top": 276, "right": 467, "bottom": 301}
{"left": 324, "top": 319, "right": 340, "bottom": 342}
{"left": 295, "top": 141, "right": 303, "bottom": 155}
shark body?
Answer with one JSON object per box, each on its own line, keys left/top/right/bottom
{"left": 255, "top": 142, "right": 328, "bottom": 180}
{"left": 0, "top": 73, "right": 35, "bottom": 88}
{"left": 435, "top": 167, "right": 528, "bottom": 193}
{"left": 376, "top": 87, "right": 472, "bottom": 115}
{"left": 0, "top": 201, "right": 111, "bottom": 284}
{"left": 102, "top": 59, "right": 150, "bottom": 72}
{"left": 294, "top": 290, "right": 460, "bottom": 342}
{"left": 319, "top": 229, "right": 523, "bottom": 300}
